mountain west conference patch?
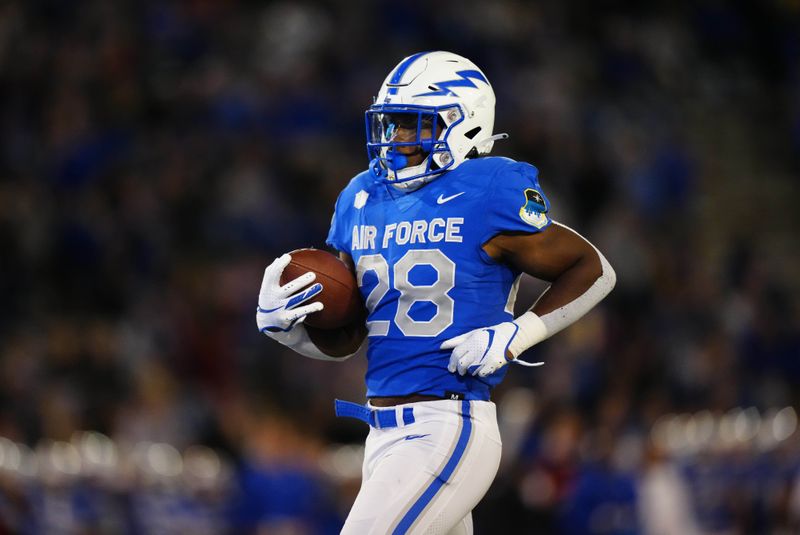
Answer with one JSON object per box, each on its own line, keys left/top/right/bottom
{"left": 519, "top": 188, "right": 548, "bottom": 228}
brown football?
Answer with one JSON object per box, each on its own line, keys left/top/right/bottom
{"left": 279, "top": 248, "right": 363, "bottom": 329}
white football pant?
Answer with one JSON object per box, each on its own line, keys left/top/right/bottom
{"left": 341, "top": 399, "right": 502, "bottom": 535}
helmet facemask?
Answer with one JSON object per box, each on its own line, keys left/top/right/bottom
{"left": 365, "top": 104, "right": 464, "bottom": 190}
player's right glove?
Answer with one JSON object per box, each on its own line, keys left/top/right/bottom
{"left": 256, "top": 254, "right": 324, "bottom": 333}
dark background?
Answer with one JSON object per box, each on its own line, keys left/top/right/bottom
{"left": 0, "top": 0, "right": 798, "bottom": 533}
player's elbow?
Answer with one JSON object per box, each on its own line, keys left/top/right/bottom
{"left": 316, "top": 340, "right": 364, "bottom": 361}
{"left": 594, "top": 249, "right": 616, "bottom": 297}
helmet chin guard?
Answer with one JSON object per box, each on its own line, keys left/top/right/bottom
{"left": 366, "top": 51, "right": 500, "bottom": 190}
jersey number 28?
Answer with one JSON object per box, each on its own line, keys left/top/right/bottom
{"left": 356, "top": 250, "right": 455, "bottom": 337}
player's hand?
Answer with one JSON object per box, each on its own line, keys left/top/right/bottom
{"left": 256, "top": 254, "right": 324, "bottom": 334}
{"left": 441, "top": 322, "right": 519, "bottom": 377}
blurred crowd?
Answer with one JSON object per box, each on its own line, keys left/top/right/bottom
{"left": 0, "top": 0, "right": 799, "bottom": 533}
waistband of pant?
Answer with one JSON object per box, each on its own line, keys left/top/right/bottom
{"left": 334, "top": 399, "right": 417, "bottom": 429}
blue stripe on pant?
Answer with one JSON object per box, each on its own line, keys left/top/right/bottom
{"left": 392, "top": 400, "right": 473, "bottom": 534}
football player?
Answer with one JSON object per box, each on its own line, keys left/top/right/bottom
{"left": 257, "top": 51, "right": 616, "bottom": 534}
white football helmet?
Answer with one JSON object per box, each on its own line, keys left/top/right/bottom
{"left": 366, "top": 51, "right": 504, "bottom": 190}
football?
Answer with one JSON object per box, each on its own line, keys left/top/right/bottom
{"left": 280, "top": 248, "right": 363, "bottom": 330}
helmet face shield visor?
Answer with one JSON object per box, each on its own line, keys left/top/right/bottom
{"left": 365, "top": 104, "right": 463, "bottom": 182}
{"left": 369, "top": 112, "right": 435, "bottom": 146}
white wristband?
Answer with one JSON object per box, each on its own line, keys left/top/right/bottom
{"left": 508, "top": 311, "right": 548, "bottom": 358}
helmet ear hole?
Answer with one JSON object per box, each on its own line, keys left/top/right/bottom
{"left": 464, "top": 127, "right": 481, "bottom": 140}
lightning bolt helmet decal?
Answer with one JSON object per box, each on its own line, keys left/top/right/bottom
{"left": 412, "top": 70, "right": 488, "bottom": 97}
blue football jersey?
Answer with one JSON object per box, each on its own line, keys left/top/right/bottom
{"left": 326, "top": 157, "right": 551, "bottom": 401}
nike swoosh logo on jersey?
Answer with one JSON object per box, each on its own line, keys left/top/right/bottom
{"left": 436, "top": 192, "right": 465, "bottom": 204}
{"left": 403, "top": 434, "right": 431, "bottom": 441}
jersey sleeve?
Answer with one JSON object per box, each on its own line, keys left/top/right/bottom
{"left": 482, "top": 162, "right": 552, "bottom": 242}
{"left": 325, "top": 190, "right": 351, "bottom": 253}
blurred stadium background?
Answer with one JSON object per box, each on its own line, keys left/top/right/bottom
{"left": 0, "top": 1, "right": 798, "bottom": 533}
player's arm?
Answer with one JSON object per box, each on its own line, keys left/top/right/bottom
{"left": 443, "top": 221, "right": 615, "bottom": 377}
{"left": 256, "top": 253, "right": 364, "bottom": 360}
{"left": 483, "top": 221, "right": 611, "bottom": 321}
{"left": 338, "top": 251, "right": 355, "bottom": 271}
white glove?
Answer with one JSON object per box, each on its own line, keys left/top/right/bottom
{"left": 441, "top": 322, "right": 544, "bottom": 378}
{"left": 256, "top": 254, "right": 324, "bottom": 334}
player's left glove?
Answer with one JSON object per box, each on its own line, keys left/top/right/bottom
{"left": 441, "top": 322, "right": 544, "bottom": 377}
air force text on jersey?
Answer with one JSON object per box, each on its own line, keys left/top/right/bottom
{"left": 351, "top": 218, "right": 464, "bottom": 250}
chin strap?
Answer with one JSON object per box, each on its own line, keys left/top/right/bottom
{"left": 372, "top": 155, "right": 439, "bottom": 192}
